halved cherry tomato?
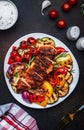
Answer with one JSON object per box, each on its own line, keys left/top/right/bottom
{"left": 20, "top": 40, "right": 28, "bottom": 49}
{"left": 56, "top": 47, "right": 66, "bottom": 54}
{"left": 54, "top": 67, "right": 68, "bottom": 75}
{"left": 14, "top": 55, "right": 22, "bottom": 62}
{"left": 12, "top": 46, "right": 18, "bottom": 51}
{"left": 28, "top": 93, "right": 45, "bottom": 103}
{"left": 8, "top": 57, "right": 14, "bottom": 64}
{"left": 23, "top": 53, "right": 30, "bottom": 61}
{"left": 10, "top": 50, "right": 18, "bottom": 57}
{"left": 27, "top": 37, "right": 36, "bottom": 44}
{"left": 62, "top": 2, "right": 71, "bottom": 12}
{"left": 29, "top": 47, "right": 38, "bottom": 56}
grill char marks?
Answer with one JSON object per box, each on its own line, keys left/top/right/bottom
{"left": 26, "top": 69, "right": 43, "bottom": 87}
{"left": 38, "top": 45, "right": 57, "bottom": 60}
{"left": 33, "top": 63, "right": 48, "bottom": 79}
{"left": 35, "top": 56, "right": 48, "bottom": 68}
{"left": 34, "top": 55, "right": 52, "bottom": 71}
{"left": 23, "top": 45, "right": 57, "bottom": 88}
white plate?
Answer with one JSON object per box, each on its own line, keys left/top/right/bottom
{"left": 4, "top": 33, "right": 79, "bottom": 109}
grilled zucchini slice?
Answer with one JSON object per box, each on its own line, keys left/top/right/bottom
{"left": 41, "top": 37, "right": 55, "bottom": 46}
{"left": 56, "top": 54, "right": 73, "bottom": 67}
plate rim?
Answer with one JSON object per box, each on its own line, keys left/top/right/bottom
{"left": 4, "top": 32, "right": 80, "bottom": 109}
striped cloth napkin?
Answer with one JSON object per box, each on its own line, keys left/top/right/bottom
{"left": 0, "top": 103, "right": 39, "bottom": 130}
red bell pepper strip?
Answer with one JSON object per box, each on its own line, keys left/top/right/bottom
{"left": 50, "top": 76, "right": 59, "bottom": 88}
{"left": 56, "top": 47, "right": 66, "bottom": 54}
{"left": 28, "top": 93, "right": 45, "bottom": 103}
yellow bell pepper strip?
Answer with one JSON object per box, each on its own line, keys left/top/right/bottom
{"left": 41, "top": 81, "right": 53, "bottom": 97}
{"left": 57, "top": 74, "right": 65, "bottom": 88}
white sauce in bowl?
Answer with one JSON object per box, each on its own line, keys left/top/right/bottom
{"left": 0, "top": 0, "right": 18, "bottom": 30}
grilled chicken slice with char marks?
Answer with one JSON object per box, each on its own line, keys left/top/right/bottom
{"left": 15, "top": 78, "right": 29, "bottom": 93}
{"left": 22, "top": 45, "right": 57, "bottom": 88}
{"left": 32, "top": 63, "right": 49, "bottom": 80}
{"left": 25, "top": 69, "right": 44, "bottom": 87}
{"left": 34, "top": 55, "right": 55, "bottom": 74}
{"left": 38, "top": 45, "right": 57, "bottom": 60}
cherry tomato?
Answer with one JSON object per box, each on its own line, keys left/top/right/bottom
{"left": 29, "top": 47, "right": 38, "bottom": 56}
{"left": 8, "top": 57, "right": 14, "bottom": 64}
{"left": 20, "top": 40, "right": 28, "bottom": 49}
{"left": 68, "top": 0, "right": 77, "bottom": 6}
{"left": 56, "top": 19, "right": 66, "bottom": 29}
{"left": 10, "top": 50, "right": 18, "bottom": 57}
{"left": 49, "top": 9, "right": 58, "bottom": 19}
{"left": 62, "top": 2, "right": 71, "bottom": 12}
{"left": 27, "top": 37, "right": 36, "bottom": 44}
{"left": 23, "top": 53, "right": 30, "bottom": 61}
{"left": 56, "top": 47, "right": 66, "bottom": 54}
{"left": 55, "top": 67, "right": 68, "bottom": 75}
{"left": 12, "top": 46, "right": 17, "bottom": 51}
{"left": 14, "top": 55, "right": 22, "bottom": 62}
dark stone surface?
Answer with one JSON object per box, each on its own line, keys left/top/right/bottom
{"left": 0, "top": 0, "right": 84, "bottom": 130}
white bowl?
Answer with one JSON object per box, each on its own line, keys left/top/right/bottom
{"left": 0, "top": 0, "right": 18, "bottom": 30}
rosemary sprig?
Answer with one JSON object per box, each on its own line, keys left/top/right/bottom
{"left": 26, "top": 56, "right": 35, "bottom": 68}
{"left": 55, "top": 52, "right": 67, "bottom": 60}
{"left": 69, "top": 69, "right": 75, "bottom": 73}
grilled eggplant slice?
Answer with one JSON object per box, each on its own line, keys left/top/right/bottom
{"left": 47, "top": 92, "right": 59, "bottom": 104}
{"left": 58, "top": 82, "right": 69, "bottom": 97}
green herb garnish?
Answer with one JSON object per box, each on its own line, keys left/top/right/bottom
{"left": 54, "top": 64, "right": 59, "bottom": 68}
{"left": 69, "top": 69, "right": 75, "bottom": 73}
{"left": 26, "top": 56, "right": 35, "bottom": 68}
{"left": 12, "top": 86, "right": 17, "bottom": 92}
{"left": 14, "top": 72, "right": 19, "bottom": 77}
{"left": 54, "top": 86, "right": 59, "bottom": 92}
{"left": 55, "top": 52, "right": 67, "bottom": 60}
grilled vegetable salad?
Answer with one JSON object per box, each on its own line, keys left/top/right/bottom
{"left": 6, "top": 36, "right": 73, "bottom": 107}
